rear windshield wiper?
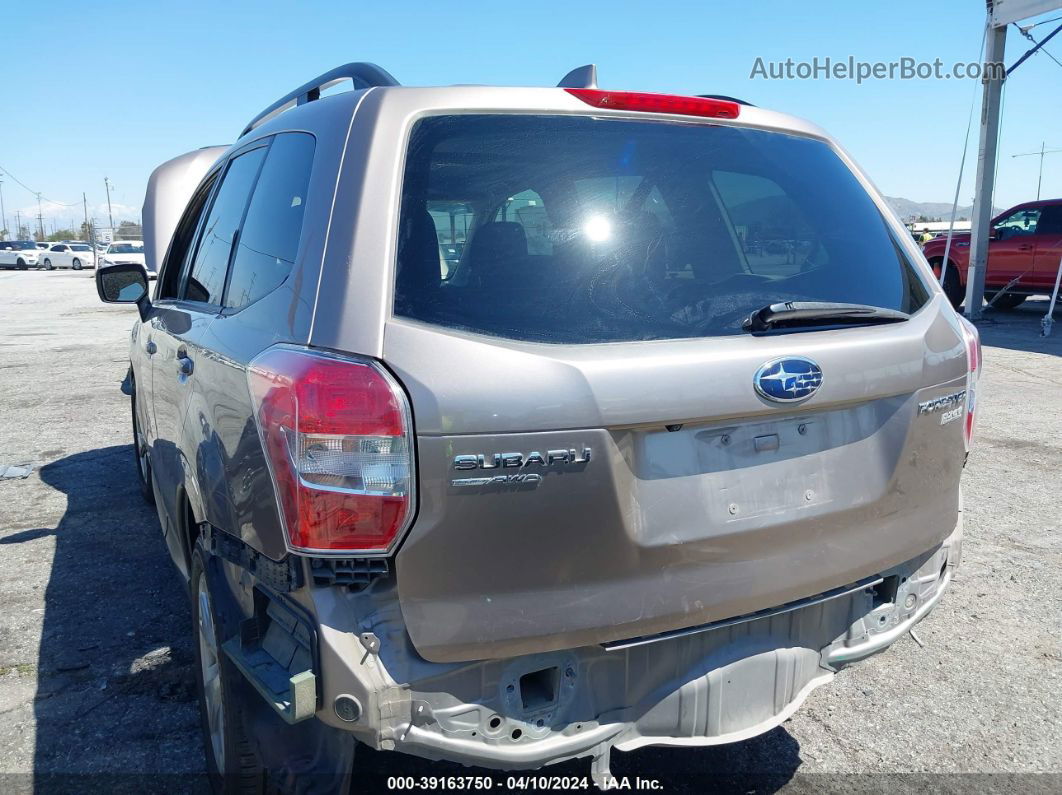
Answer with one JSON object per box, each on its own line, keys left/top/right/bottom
{"left": 744, "top": 301, "right": 910, "bottom": 333}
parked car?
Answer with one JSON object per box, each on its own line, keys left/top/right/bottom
{"left": 0, "top": 240, "right": 41, "bottom": 269}
{"left": 96, "top": 63, "right": 978, "bottom": 791}
{"left": 39, "top": 242, "right": 96, "bottom": 270}
{"left": 100, "top": 240, "right": 151, "bottom": 277}
{"left": 922, "top": 198, "right": 1062, "bottom": 309}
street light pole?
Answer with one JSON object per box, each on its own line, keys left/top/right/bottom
{"left": 1011, "top": 142, "right": 1062, "bottom": 201}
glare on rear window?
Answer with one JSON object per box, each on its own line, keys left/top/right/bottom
{"left": 394, "top": 115, "right": 928, "bottom": 343}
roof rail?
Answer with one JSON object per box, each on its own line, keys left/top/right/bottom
{"left": 557, "top": 64, "right": 597, "bottom": 89}
{"left": 240, "top": 62, "right": 400, "bottom": 137}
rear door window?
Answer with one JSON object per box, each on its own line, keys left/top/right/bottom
{"left": 224, "top": 133, "right": 315, "bottom": 310}
{"left": 395, "top": 115, "right": 928, "bottom": 343}
{"left": 183, "top": 146, "right": 266, "bottom": 306}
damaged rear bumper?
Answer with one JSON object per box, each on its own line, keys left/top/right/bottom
{"left": 292, "top": 515, "right": 961, "bottom": 778}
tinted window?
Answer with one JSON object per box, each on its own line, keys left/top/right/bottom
{"left": 712, "top": 171, "right": 818, "bottom": 278}
{"left": 1033, "top": 205, "right": 1062, "bottom": 235}
{"left": 427, "top": 201, "right": 474, "bottom": 279}
{"left": 995, "top": 207, "right": 1039, "bottom": 239}
{"left": 396, "top": 115, "right": 929, "bottom": 343}
{"left": 109, "top": 242, "right": 144, "bottom": 254}
{"left": 224, "top": 133, "right": 315, "bottom": 310}
{"left": 184, "top": 147, "right": 266, "bottom": 305}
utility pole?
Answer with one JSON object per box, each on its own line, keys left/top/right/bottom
{"left": 83, "top": 192, "right": 91, "bottom": 244}
{"left": 964, "top": 21, "right": 1007, "bottom": 321}
{"left": 1012, "top": 142, "right": 1062, "bottom": 201}
{"left": 0, "top": 177, "right": 6, "bottom": 240}
{"left": 15, "top": 209, "right": 21, "bottom": 238}
{"left": 36, "top": 192, "right": 45, "bottom": 240}
{"left": 104, "top": 177, "right": 114, "bottom": 233}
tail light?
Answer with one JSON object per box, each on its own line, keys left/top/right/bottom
{"left": 957, "top": 316, "right": 981, "bottom": 452}
{"left": 247, "top": 347, "right": 415, "bottom": 554}
{"left": 565, "top": 89, "right": 741, "bottom": 119}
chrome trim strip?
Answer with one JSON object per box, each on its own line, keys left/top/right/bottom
{"left": 602, "top": 576, "right": 884, "bottom": 651}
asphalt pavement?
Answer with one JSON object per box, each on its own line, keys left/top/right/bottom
{"left": 0, "top": 269, "right": 1059, "bottom": 793}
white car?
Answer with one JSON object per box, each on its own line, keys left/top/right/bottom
{"left": 100, "top": 240, "right": 152, "bottom": 277}
{"left": 39, "top": 242, "right": 97, "bottom": 270}
{"left": 0, "top": 241, "right": 40, "bottom": 270}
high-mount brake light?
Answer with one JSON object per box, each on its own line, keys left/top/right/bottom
{"left": 565, "top": 88, "right": 741, "bottom": 120}
{"left": 957, "top": 316, "right": 981, "bottom": 452}
{"left": 247, "top": 347, "right": 415, "bottom": 554}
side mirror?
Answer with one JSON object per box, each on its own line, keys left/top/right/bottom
{"left": 989, "top": 227, "right": 1000, "bottom": 240}
{"left": 96, "top": 263, "right": 151, "bottom": 320}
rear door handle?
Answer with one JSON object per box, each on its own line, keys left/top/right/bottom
{"left": 145, "top": 340, "right": 157, "bottom": 355}
{"left": 1018, "top": 244, "right": 1034, "bottom": 251}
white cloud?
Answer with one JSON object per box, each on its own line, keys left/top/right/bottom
{"left": 5, "top": 201, "right": 140, "bottom": 232}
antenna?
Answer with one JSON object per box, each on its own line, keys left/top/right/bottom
{"left": 557, "top": 64, "right": 598, "bottom": 89}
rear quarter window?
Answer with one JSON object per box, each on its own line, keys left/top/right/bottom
{"left": 394, "top": 114, "right": 928, "bottom": 343}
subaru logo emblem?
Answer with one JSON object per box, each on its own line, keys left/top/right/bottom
{"left": 754, "top": 357, "right": 823, "bottom": 402}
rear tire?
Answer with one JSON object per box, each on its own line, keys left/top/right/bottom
{"left": 931, "top": 259, "right": 964, "bottom": 309}
{"left": 131, "top": 392, "right": 155, "bottom": 505}
{"left": 986, "top": 291, "right": 1027, "bottom": 310}
{"left": 191, "top": 544, "right": 265, "bottom": 794}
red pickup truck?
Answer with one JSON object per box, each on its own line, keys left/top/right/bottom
{"left": 922, "top": 198, "right": 1062, "bottom": 309}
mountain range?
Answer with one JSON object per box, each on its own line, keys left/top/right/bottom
{"left": 884, "top": 196, "right": 1004, "bottom": 222}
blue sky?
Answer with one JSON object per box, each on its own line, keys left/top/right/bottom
{"left": 2, "top": 0, "right": 1060, "bottom": 231}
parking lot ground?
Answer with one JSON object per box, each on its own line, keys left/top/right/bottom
{"left": 0, "top": 269, "right": 1059, "bottom": 793}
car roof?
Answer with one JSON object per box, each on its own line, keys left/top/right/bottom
{"left": 225, "top": 63, "right": 831, "bottom": 159}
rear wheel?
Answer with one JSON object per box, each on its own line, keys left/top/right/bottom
{"left": 72, "top": 258, "right": 82, "bottom": 270}
{"left": 191, "top": 545, "right": 264, "bottom": 794}
{"left": 931, "top": 259, "right": 964, "bottom": 309}
{"left": 986, "top": 291, "right": 1027, "bottom": 310}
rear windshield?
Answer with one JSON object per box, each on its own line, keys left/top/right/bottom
{"left": 395, "top": 115, "right": 928, "bottom": 343}
{"left": 108, "top": 243, "right": 143, "bottom": 254}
